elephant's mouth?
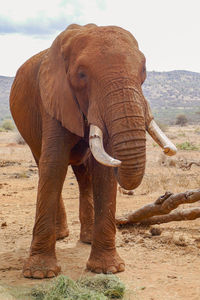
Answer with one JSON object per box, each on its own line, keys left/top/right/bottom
{"left": 89, "top": 121, "right": 177, "bottom": 167}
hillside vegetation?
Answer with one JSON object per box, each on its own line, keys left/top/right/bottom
{"left": 0, "top": 70, "right": 200, "bottom": 125}
{"left": 143, "top": 70, "right": 200, "bottom": 124}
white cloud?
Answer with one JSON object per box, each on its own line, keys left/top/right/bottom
{"left": 0, "top": 0, "right": 200, "bottom": 75}
{"left": 0, "top": 34, "right": 53, "bottom": 76}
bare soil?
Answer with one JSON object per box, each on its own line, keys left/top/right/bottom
{"left": 0, "top": 126, "right": 200, "bottom": 300}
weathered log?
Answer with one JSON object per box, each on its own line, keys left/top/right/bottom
{"left": 116, "top": 189, "right": 200, "bottom": 225}
{"left": 137, "top": 208, "right": 200, "bottom": 225}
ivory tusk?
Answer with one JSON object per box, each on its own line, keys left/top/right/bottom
{"left": 147, "top": 120, "right": 177, "bottom": 156}
{"left": 89, "top": 125, "right": 122, "bottom": 167}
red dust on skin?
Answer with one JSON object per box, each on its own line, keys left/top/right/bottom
{"left": 10, "top": 24, "right": 154, "bottom": 279}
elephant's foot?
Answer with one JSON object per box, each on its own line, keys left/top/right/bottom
{"left": 23, "top": 254, "right": 61, "bottom": 279}
{"left": 87, "top": 247, "right": 125, "bottom": 274}
{"left": 80, "top": 224, "right": 93, "bottom": 244}
{"left": 56, "top": 226, "right": 69, "bottom": 240}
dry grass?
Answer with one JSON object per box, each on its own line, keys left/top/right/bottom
{"left": 1, "top": 125, "right": 200, "bottom": 300}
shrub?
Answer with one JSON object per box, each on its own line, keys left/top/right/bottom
{"left": 176, "top": 141, "right": 199, "bottom": 151}
{"left": 1, "top": 119, "right": 15, "bottom": 131}
{"left": 175, "top": 114, "right": 188, "bottom": 126}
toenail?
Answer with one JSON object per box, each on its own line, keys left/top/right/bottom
{"left": 47, "top": 270, "right": 56, "bottom": 278}
{"left": 94, "top": 268, "right": 102, "bottom": 273}
{"left": 33, "top": 270, "right": 45, "bottom": 279}
{"left": 118, "top": 263, "right": 125, "bottom": 272}
{"left": 23, "top": 270, "right": 31, "bottom": 278}
{"left": 57, "top": 265, "right": 61, "bottom": 273}
{"left": 106, "top": 266, "right": 117, "bottom": 274}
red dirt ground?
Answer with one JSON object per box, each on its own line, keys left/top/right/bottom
{"left": 0, "top": 127, "right": 200, "bottom": 299}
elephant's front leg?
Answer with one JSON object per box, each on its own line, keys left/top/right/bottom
{"left": 23, "top": 115, "right": 77, "bottom": 279}
{"left": 87, "top": 160, "right": 125, "bottom": 274}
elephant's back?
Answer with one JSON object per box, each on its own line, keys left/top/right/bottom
{"left": 10, "top": 49, "right": 47, "bottom": 110}
{"left": 10, "top": 49, "right": 48, "bottom": 158}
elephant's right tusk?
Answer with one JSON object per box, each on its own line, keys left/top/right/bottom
{"left": 89, "top": 125, "right": 122, "bottom": 167}
{"left": 147, "top": 120, "right": 177, "bottom": 156}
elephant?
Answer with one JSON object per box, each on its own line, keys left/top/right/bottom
{"left": 10, "top": 23, "right": 177, "bottom": 279}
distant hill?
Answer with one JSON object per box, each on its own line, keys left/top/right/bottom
{"left": 0, "top": 70, "right": 200, "bottom": 125}
{"left": 143, "top": 70, "right": 200, "bottom": 124}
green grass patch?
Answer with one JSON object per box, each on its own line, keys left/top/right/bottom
{"left": 31, "top": 274, "right": 125, "bottom": 300}
{"left": 2, "top": 274, "right": 126, "bottom": 300}
{"left": 176, "top": 141, "right": 200, "bottom": 151}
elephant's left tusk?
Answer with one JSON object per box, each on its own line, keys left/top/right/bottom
{"left": 147, "top": 120, "right": 177, "bottom": 156}
{"left": 89, "top": 125, "right": 122, "bottom": 167}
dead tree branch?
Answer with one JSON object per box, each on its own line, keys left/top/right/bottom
{"left": 137, "top": 208, "right": 200, "bottom": 225}
{"left": 179, "top": 161, "right": 200, "bottom": 170}
{"left": 116, "top": 189, "right": 200, "bottom": 226}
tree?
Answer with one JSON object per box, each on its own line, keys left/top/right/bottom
{"left": 175, "top": 114, "right": 188, "bottom": 126}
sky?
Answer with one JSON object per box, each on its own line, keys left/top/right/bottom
{"left": 0, "top": 0, "right": 200, "bottom": 76}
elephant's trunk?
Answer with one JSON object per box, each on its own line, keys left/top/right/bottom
{"left": 104, "top": 87, "right": 146, "bottom": 190}
{"left": 88, "top": 80, "right": 177, "bottom": 190}
{"left": 111, "top": 118, "right": 146, "bottom": 190}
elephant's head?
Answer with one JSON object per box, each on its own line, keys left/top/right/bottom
{"left": 39, "top": 24, "right": 177, "bottom": 190}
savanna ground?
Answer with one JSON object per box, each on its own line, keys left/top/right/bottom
{"left": 0, "top": 125, "right": 200, "bottom": 300}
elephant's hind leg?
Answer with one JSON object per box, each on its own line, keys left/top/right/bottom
{"left": 72, "top": 162, "right": 94, "bottom": 244}
{"left": 56, "top": 195, "right": 69, "bottom": 240}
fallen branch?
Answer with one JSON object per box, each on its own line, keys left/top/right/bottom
{"left": 116, "top": 189, "right": 200, "bottom": 226}
{"left": 137, "top": 208, "right": 200, "bottom": 225}
{"left": 179, "top": 161, "right": 200, "bottom": 170}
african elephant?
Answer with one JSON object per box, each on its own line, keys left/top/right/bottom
{"left": 10, "top": 23, "right": 177, "bottom": 279}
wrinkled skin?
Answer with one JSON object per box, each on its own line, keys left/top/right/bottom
{"left": 10, "top": 24, "right": 154, "bottom": 278}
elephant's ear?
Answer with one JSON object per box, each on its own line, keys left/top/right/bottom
{"left": 39, "top": 31, "right": 84, "bottom": 137}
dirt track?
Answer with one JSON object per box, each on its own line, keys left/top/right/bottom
{"left": 1, "top": 127, "right": 200, "bottom": 300}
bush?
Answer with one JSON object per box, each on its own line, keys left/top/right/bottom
{"left": 1, "top": 119, "right": 15, "bottom": 131}
{"left": 176, "top": 141, "right": 199, "bottom": 151}
{"left": 175, "top": 114, "right": 188, "bottom": 126}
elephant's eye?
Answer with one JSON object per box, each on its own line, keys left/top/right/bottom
{"left": 78, "top": 71, "right": 86, "bottom": 79}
